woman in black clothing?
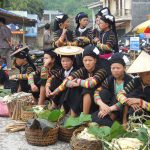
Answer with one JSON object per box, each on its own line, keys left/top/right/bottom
{"left": 117, "top": 51, "right": 150, "bottom": 121}
{"left": 92, "top": 53, "right": 140, "bottom": 127}
{"left": 97, "top": 14, "right": 118, "bottom": 59}
{"left": 75, "top": 12, "right": 93, "bottom": 47}
{"left": 49, "top": 45, "right": 108, "bottom": 117}
{"left": 9, "top": 46, "right": 36, "bottom": 93}
{"left": 75, "top": 12, "right": 93, "bottom": 67}
{"left": 93, "top": 7, "right": 111, "bottom": 44}
{"left": 53, "top": 14, "right": 76, "bottom": 47}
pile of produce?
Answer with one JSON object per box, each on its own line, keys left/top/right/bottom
{"left": 77, "top": 127, "right": 98, "bottom": 141}
{"left": 75, "top": 112, "right": 150, "bottom": 150}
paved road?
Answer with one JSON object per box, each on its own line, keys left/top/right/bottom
{"left": 0, "top": 117, "right": 71, "bottom": 150}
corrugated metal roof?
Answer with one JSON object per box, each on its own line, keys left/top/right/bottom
{"left": 0, "top": 8, "right": 36, "bottom": 26}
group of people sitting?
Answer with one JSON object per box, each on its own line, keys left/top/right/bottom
{"left": 0, "top": 7, "right": 150, "bottom": 127}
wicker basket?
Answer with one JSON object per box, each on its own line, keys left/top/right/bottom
{"left": 21, "top": 106, "right": 36, "bottom": 122}
{"left": 25, "top": 127, "right": 59, "bottom": 146}
{"left": 70, "top": 127, "right": 103, "bottom": 150}
{"left": 58, "top": 126, "right": 76, "bottom": 142}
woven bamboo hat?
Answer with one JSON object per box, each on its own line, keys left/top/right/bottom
{"left": 127, "top": 51, "right": 150, "bottom": 74}
{"left": 11, "top": 46, "right": 29, "bottom": 56}
{"left": 54, "top": 46, "right": 83, "bottom": 56}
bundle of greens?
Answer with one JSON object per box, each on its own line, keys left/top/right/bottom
{"left": 37, "top": 109, "right": 64, "bottom": 122}
{"left": 0, "top": 89, "right": 11, "bottom": 98}
{"left": 63, "top": 112, "right": 92, "bottom": 128}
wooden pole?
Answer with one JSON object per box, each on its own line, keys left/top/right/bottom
{"left": 23, "top": 18, "right": 25, "bottom": 46}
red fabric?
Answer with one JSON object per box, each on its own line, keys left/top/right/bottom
{"left": 99, "top": 53, "right": 112, "bottom": 59}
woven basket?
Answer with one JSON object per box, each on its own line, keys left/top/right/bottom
{"left": 58, "top": 126, "right": 76, "bottom": 142}
{"left": 21, "top": 106, "right": 36, "bottom": 122}
{"left": 70, "top": 127, "right": 103, "bottom": 150}
{"left": 25, "top": 127, "right": 59, "bottom": 146}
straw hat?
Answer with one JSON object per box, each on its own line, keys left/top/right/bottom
{"left": 54, "top": 46, "right": 83, "bottom": 56}
{"left": 127, "top": 51, "right": 150, "bottom": 74}
{"left": 11, "top": 46, "right": 29, "bottom": 56}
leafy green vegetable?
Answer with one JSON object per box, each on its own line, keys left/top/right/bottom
{"left": 0, "top": 89, "right": 11, "bottom": 97}
{"left": 48, "top": 109, "right": 61, "bottom": 122}
{"left": 37, "top": 109, "right": 63, "bottom": 122}
{"left": 88, "top": 126, "right": 111, "bottom": 141}
{"left": 124, "top": 128, "right": 149, "bottom": 144}
{"left": 144, "top": 120, "right": 150, "bottom": 128}
{"left": 37, "top": 110, "right": 50, "bottom": 120}
{"left": 110, "top": 121, "right": 127, "bottom": 140}
{"left": 137, "top": 128, "right": 149, "bottom": 144}
{"left": 63, "top": 112, "right": 92, "bottom": 128}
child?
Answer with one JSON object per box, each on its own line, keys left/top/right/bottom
{"left": 45, "top": 54, "right": 77, "bottom": 112}
{"left": 28, "top": 48, "right": 60, "bottom": 105}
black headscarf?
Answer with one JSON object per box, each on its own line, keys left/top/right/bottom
{"left": 110, "top": 52, "right": 126, "bottom": 66}
{"left": 97, "top": 7, "right": 111, "bottom": 17}
{"left": 53, "top": 14, "right": 69, "bottom": 32}
{"left": 44, "top": 48, "right": 61, "bottom": 67}
{"left": 100, "top": 14, "right": 119, "bottom": 52}
{"left": 83, "top": 44, "right": 100, "bottom": 59}
{"left": 75, "top": 12, "right": 88, "bottom": 29}
{"left": 13, "top": 46, "right": 36, "bottom": 71}
{"left": 44, "top": 48, "right": 57, "bottom": 59}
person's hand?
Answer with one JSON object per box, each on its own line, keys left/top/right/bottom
{"left": 110, "top": 105, "right": 118, "bottom": 112}
{"left": 78, "top": 36, "right": 85, "bottom": 40}
{"left": 98, "top": 109, "right": 110, "bottom": 118}
{"left": 131, "top": 104, "right": 141, "bottom": 112}
{"left": 49, "top": 91, "right": 57, "bottom": 97}
{"left": 93, "top": 37, "right": 100, "bottom": 44}
{"left": 46, "top": 87, "right": 51, "bottom": 97}
{"left": 98, "top": 102, "right": 111, "bottom": 118}
{"left": 62, "top": 28, "right": 67, "bottom": 35}
{"left": 9, "top": 75, "right": 16, "bottom": 80}
{"left": 68, "top": 79, "right": 79, "bottom": 88}
{"left": 31, "top": 84, "right": 39, "bottom": 92}
{"left": 43, "top": 59, "right": 51, "bottom": 67}
{"left": 126, "top": 98, "right": 141, "bottom": 106}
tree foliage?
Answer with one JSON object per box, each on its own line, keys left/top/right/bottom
{"left": 2, "top": 0, "right": 98, "bottom": 20}
{"left": 3, "top": 0, "right": 44, "bottom": 20}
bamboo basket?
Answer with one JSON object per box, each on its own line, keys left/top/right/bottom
{"left": 21, "top": 106, "right": 36, "bottom": 122}
{"left": 58, "top": 126, "right": 76, "bottom": 142}
{"left": 25, "top": 127, "right": 59, "bottom": 146}
{"left": 70, "top": 127, "right": 103, "bottom": 150}
{"left": 6, "top": 92, "right": 34, "bottom": 119}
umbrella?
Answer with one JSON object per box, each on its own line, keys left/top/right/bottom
{"left": 133, "top": 20, "right": 150, "bottom": 34}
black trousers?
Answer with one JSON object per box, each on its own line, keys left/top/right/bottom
{"left": 92, "top": 89, "right": 123, "bottom": 127}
